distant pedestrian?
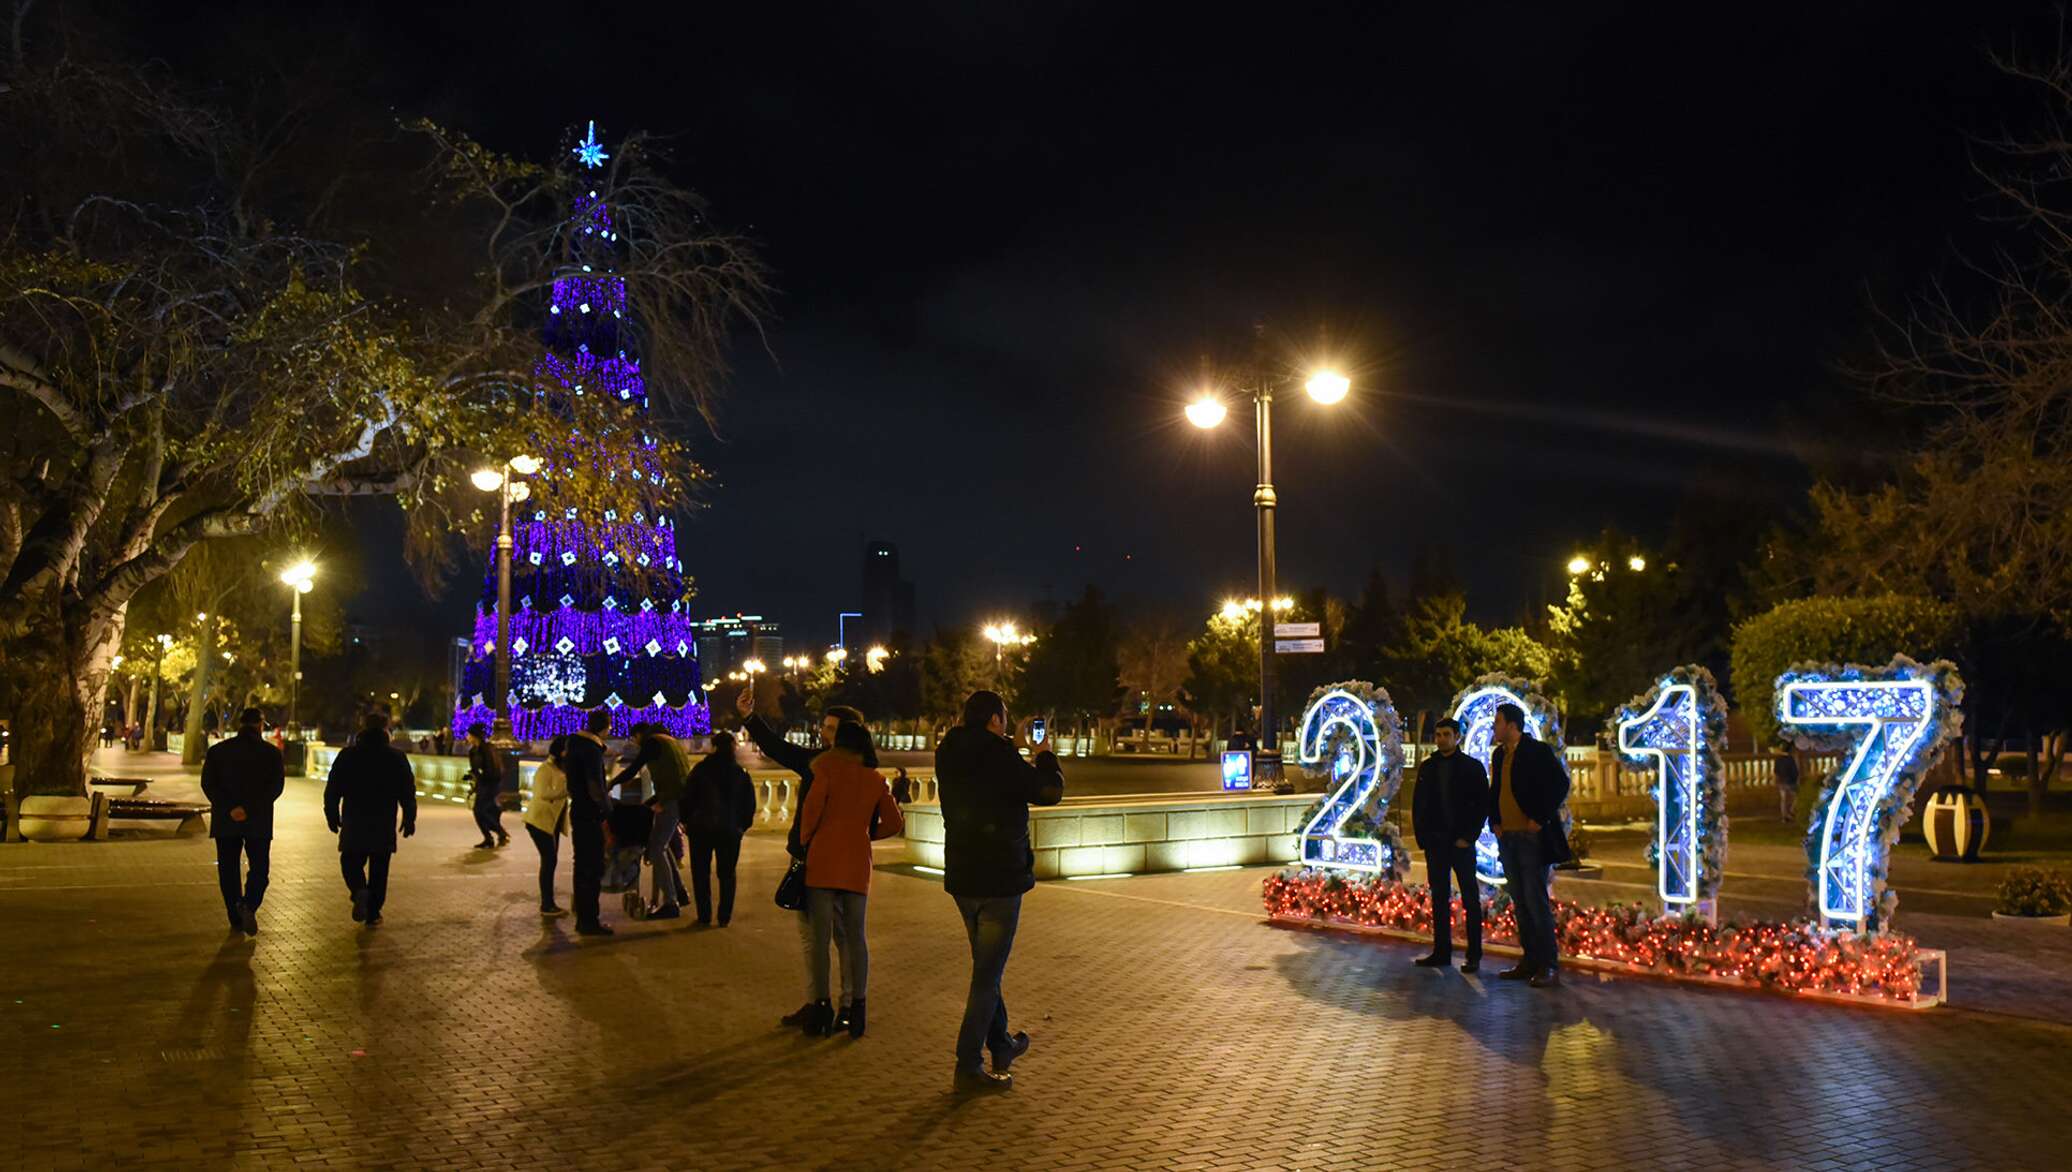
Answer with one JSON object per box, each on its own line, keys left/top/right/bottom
{"left": 562, "top": 708, "right": 616, "bottom": 936}
{"left": 735, "top": 684, "right": 874, "bottom": 1025}
{"left": 1486, "top": 702, "right": 1572, "bottom": 988}
{"left": 608, "top": 723, "right": 695, "bottom": 919}
{"left": 1411, "top": 716, "right": 1490, "bottom": 973}
{"left": 890, "top": 766, "right": 914, "bottom": 804}
{"left": 1773, "top": 743, "right": 1801, "bottom": 822}
{"left": 682, "top": 731, "right": 756, "bottom": 926}
{"left": 525, "top": 736, "right": 573, "bottom": 916}
{"left": 797, "top": 720, "right": 903, "bottom": 1037}
{"left": 465, "top": 723, "right": 509, "bottom": 850}
{"left": 323, "top": 711, "right": 417, "bottom": 927}
{"left": 935, "top": 689, "right": 1065, "bottom": 1093}
{"left": 99, "top": 721, "right": 115, "bottom": 749}
{"left": 200, "top": 707, "right": 285, "bottom": 937}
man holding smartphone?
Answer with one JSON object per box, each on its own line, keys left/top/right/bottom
{"left": 935, "top": 689, "right": 1065, "bottom": 1093}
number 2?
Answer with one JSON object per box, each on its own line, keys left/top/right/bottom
{"left": 1297, "top": 686, "right": 1404, "bottom": 875}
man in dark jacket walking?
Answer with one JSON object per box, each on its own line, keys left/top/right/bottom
{"left": 734, "top": 684, "right": 871, "bottom": 1022}
{"left": 200, "top": 707, "right": 285, "bottom": 936}
{"left": 562, "top": 708, "right": 616, "bottom": 936}
{"left": 1486, "top": 702, "right": 1572, "bottom": 987}
{"left": 323, "top": 712, "right": 418, "bottom": 926}
{"left": 1411, "top": 717, "right": 1490, "bottom": 972}
{"left": 465, "top": 722, "right": 508, "bottom": 850}
{"left": 936, "top": 689, "right": 1065, "bottom": 1094}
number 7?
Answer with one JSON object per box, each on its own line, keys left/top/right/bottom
{"left": 1776, "top": 657, "right": 1962, "bottom": 933}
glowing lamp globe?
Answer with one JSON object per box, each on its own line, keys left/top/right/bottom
{"left": 1566, "top": 554, "right": 1592, "bottom": 576}
{"left": 470, "top": 468, "right": 506, "bottom": 492}
{"left": 1304, "top": 370, "right": 1351, "bottom": 405}
{"left": 507, "top": 454, "right": 542, "bottom": 475}
{"left": 1184, "top": 398, "right": 1228, "bottom": 429}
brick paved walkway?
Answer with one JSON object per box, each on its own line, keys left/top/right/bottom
{"left": 4, "top": 779, "right": 2070, "bottom": 1170}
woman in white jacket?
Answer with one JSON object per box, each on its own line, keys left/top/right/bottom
{"left": 525, "top": 736, "right": 573, "bottom": 915}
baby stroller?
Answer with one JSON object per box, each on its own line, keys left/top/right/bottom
{"left": 602, "top": 795, "right": 689, "bottom": 919}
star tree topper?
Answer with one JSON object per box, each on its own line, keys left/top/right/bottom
{"left": 573, "top": 120, "right": 609, "bottom": 169}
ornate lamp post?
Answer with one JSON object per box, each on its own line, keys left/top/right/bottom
{"left": 471, "top": 456, "right": 538, "bottom": 792}
{"left": 1186, "top": 367, "right": 1351, "bottom": 782}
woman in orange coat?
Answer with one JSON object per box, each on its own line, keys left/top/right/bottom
{"left": 797, "top": 719, "right": 904, "bottom": 1038}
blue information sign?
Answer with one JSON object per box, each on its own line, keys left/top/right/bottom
{"left": 1221, "top": 750, "right": 1253, "bottom": 791}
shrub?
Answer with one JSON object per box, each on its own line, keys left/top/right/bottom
{"left": 1729, "top": 594, "right": 1957, "bottom": 744}
{"left": 1995, "top": 866, "right": 2072, "bottom": 917}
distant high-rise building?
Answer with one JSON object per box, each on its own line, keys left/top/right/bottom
{"left": 860, "top": 539, "right": 916, "bottom": 644}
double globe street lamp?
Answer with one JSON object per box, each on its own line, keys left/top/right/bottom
{"left": 1185, "top": 367, "right": 1352, "bottom": 784}
{"left": 471, "top": 455, "right": 540, "bottom": 790}
{"left": 279, "top": 560, "right": 317, "bottom": 747}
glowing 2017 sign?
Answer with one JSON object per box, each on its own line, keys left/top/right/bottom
{"left": 1296, "top": 682, "right": 1407, "bottom": 877}
{"left": 1776, "top": 655, "right": 1962, "bottom": 934}
{"left": 1614, "top": 666, "right": 1728, "bottom": 919}
{"left": 1447, "top": 675, "right": 1564, "bottom": 888}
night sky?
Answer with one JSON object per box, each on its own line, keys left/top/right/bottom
{"left": 186, "top": 2, "right": 2055, "bottom": 644}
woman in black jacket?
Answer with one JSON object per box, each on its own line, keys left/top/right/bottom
{"left": 681, "top": 732, "right": 757, "bottom": 926}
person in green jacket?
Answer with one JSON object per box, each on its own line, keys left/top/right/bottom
{"left": 609, "top": 723, "right": 693, "bottom": 919}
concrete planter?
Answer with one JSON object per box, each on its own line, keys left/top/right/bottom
{"left": 15, "top": 793, "right": 109, "bottom": 841}
{"left": 1991, "top": 911, "right": 2071, "bottom": 927}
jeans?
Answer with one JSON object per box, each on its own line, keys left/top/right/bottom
{"left": 340, "top": 850, "right": 392, "bottom": 917}
{"left": 527, "top": 824, "right": 559, "bottom": 907}
{"left": 952, "top": 893, "right": 1022, "bottom": 1072}
{"left": 647, "top": 803, "right": 683, "bottom": 910}
{"left": 687, "top": 830, "right": 742, "bottom": 924}
{"left": 1425, "top": 843, "right": 1482, "bottom": 961}
{"left": 1778, "top": 785, "right": 1798, "bottom": 821}
{"left": 1498, "top": 832, "right": 1557, "bottom": 973}
{"left": 473, "top": 793, "right": 504, "bottom": 842}
{"left": 571, "top": 817, "right": 604, "bottom": 927}
{"left": 215, "top": 837, "right": 270, "bottom": 924}
{"left": 808, "top": 888, "right": 868, "bottom": 1003}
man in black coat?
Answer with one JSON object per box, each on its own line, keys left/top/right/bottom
{"left": 936, "top": 689, "right": 1065, "bottom": 1095}
{"left": 200, "top": 707, "right": 285, "bottom": 936}
{"left": 1410, "top": 717, "right": 1490, "bottom": 973}
{"left": 323, "top": 712, "right": 417, "bottom": 927}
{"left": 1486, "top": 702, "right": 1572, "bottom": 987}
{"left": 733, "top": 684, "right": 872, "bottom": 1023}
{"left": 562, "top": 707, "right": 616, "bottom": 936}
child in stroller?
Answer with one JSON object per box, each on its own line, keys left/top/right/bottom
{"left": 601, "top": 768, "right": 689, "bottom": 918}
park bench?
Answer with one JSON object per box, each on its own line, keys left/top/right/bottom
{"left": 104, "top": 797, "right": 209, "bottom": 836}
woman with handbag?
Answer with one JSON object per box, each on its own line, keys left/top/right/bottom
{"left": 795, "top": 720, "right": 903, "bottom": 1038}
{"left": 524, "top": 736, "right": 572, "bottom": 915}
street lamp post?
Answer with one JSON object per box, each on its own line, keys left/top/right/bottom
{"left": 1187, "top": 367, "right": 1350, "bottom": 782}
{"left": 472, "top": 457, "right": 537, "bottom": 794}
{"left": 279, "top": 560, "right": 317, "bottom": 737}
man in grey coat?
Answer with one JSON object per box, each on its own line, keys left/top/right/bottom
{"left": 201, "top": 707, "right": 285, "bottom": 936}
{"left": 324, "top": 711, "right": 418, "bottom": 927}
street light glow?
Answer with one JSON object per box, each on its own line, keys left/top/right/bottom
{"left": 1184, "top": 397, "right": 1228, "bottom": 429}
{"left": 1220, "top": 599, "right": 1246, "bottom": 621}
{"left": 280, "top": 560, "right": 317, "bottom": 589}
{"left": 826, "top": 648, "right": 848, "bottom": 664}
{"left": 507, "top": 454, "right": 542, "bottom": 475}
{"left": 469, "top": 467, "right": 505, "bottom": 492}
{"left": 1628, "top": 554, "right": 1648, "bottom": 572}
{"left": 1566, "top": 554, "right": 1592, "bottom": 576}
{"left": 1304, "top": 369, "right": 1351, "bottom": 404}
{"left": 866, "top": 645, "right": 890, "bottom": 672}
{"left": 743, "top": 658, "right": 766, "bottom": 675}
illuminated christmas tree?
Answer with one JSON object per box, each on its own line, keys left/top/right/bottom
{"left": 451, "top": 120, "right": 709, "bottom": 742}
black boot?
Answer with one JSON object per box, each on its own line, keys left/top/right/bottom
{"left": 800, "top": 999, "right": 833, "bottom": 1037}
{"left": 844, "top": 999, "right": 866, "bottom": 1039}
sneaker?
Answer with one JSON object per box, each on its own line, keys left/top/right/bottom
{"left": 351, "top": 889, "right": 369, "bottom": 923}
{"left": 990, "top": 1031, "right": 1030, "bottom": 1072}
{"left": 648, "top": 905, "right": 681, "bottom": 920}
{"left": 576, "top": 922, "right": 615, "bottom": 937}
{"left": 239, "top": 903, "right": 258, "bottom": 937}
{"left": 953, "top": 1068, "right": 1013, "bottom": 1094}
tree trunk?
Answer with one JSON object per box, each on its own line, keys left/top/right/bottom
{"left": 10, "top": 602, "right": 124, "bottom": 798}
{"left": 181, "top": 619, "right": 217, "bottom": 766}
{"left": 122, "top": 673, "right": 139, "bottom": 727}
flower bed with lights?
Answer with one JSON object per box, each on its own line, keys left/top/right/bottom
{"left": 1263, "top": 868, "right": 1935, "bottom": 1005}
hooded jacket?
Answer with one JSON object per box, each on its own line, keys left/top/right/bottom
{"left": 934, "top": 725, "right": 1065, "bottom": 898}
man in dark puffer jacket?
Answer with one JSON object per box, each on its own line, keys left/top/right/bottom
{"left": 935, "top": 689, "right": 1064, "bottom": 1094}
